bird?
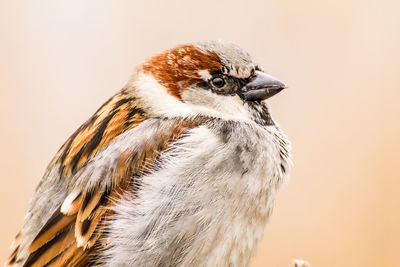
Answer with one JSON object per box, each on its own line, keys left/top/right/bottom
{"left": 6, "top": 40, "right": 291, "bottom": 267}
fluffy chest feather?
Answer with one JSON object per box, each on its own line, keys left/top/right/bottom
{"left": 103, "top": 120, "right": 291, "bottom": 267}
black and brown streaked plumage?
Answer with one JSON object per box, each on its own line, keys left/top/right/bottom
{"left": 7, "top": 41, "right": 291, "bottom": 267}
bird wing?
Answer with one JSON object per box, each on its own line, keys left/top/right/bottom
{"left": 7, "top": 89, "right": 202, "bottom": 267}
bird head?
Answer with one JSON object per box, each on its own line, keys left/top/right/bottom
{"left": 130, "top": 41, "right": 286, "bottom": 123}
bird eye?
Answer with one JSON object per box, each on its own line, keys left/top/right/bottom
{"left": 211, "top": 77, "right": 225, "bottom": 88}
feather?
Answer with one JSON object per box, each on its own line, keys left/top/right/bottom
{"left": 61, "top": 190, "right": 82, "bottom": 215}
{"left": 29, "top": 210, "right": 75, "bottom": 253}
{"left": 24, "top": 225, "right": 76, "bottom": 267}
{"left": 8, "top": 85, "right": 205, "bottom": 265}
{"left": 77, "top": 191, "right": 104, "bottom": 222}
{"left": 75, "top": 204, "right": 107, "bottom": 248}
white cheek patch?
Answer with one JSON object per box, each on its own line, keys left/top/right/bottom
{"left": 181, "top": 88, "right": 252, "bottom": 122}
{"left": 132, "top": 72, "right": 192, "bottom": 117}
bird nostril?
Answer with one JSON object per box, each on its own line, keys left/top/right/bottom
{"left": 241, "top": 87, "right": 247, "bottom": 93}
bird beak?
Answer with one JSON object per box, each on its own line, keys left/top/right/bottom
{"left": 238, "top": 71, "right": 287, "bottom": 101}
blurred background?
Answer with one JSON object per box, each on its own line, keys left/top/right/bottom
{"left": 1, "top": 0, "right": 399, "bottom": 266}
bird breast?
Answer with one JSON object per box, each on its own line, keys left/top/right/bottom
{"left": 102, "top": 120, "right": 291, "bottom": 267}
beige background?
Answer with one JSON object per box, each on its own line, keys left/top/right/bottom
{"left": 1, "top": 1, "right": 399, "bottom": 266}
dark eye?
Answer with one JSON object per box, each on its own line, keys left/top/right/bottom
{"left": 211, "top": 76, "right": 225, "bottom": 88}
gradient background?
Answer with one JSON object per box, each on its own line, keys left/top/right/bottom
{"left": 1, "top": 1, "right": 399, "bottom": 266}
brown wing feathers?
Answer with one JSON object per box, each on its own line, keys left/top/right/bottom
{"left": 28, "top": 210, "right": 75, "bottom": 253}
{"left": 24, "top": 225, "right": 77, "bottom": 267}
{"left": 58, "top": 90, "right": 145, "bottom": 177}
{"left": 6, "top": 89, "right": 145, "bottom": 267}
{"left": 22, "top": 190, "right": 109, "bottom": 266}
{"left": 74, "top": 190, "right": 108, "bottom": 248}
{"left": 7, "top": 88, "right": 202, "bottom": 266}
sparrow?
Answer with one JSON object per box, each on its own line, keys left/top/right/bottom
{"left": 6, "top": 40, "right": 291, "bottom": 267}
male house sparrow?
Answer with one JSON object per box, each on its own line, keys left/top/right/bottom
{"left": 6, "top": 41, "right": 291, "bottom": 267}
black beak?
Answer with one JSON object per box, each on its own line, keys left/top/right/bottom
{"left": 238, "top": 71, "right": 287, "bottom": 101}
